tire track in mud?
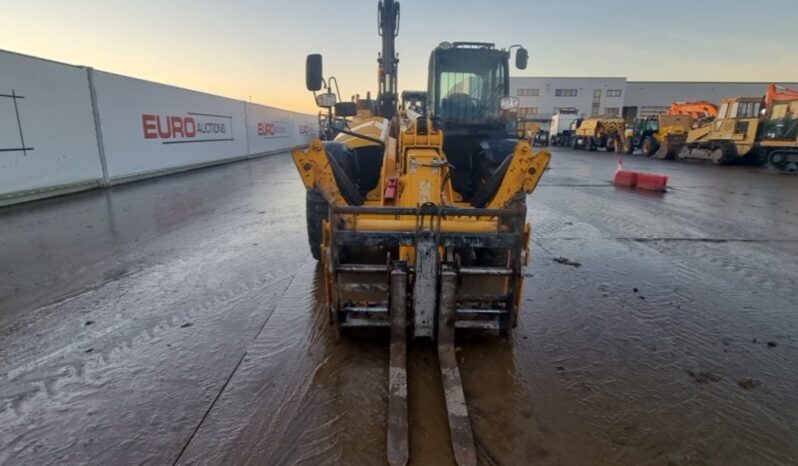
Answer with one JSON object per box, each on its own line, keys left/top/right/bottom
{"left": 175, "top": 260, "right": 389, "bottom": 466}
{"left": 525, "top": 236, "right": 798, "bottom": 465}
{"left": 638, "top": 239, "right": 798, "bottom": 302}
{"left": 0, "top": 217, "right": 308, "bottom": 465}
{"left": 531, "top": 180, "right": 797, "bottom": 244}
{"left": 0, "top": 254, "right": 295, "bottom": 411}
{"left": 0, "top": 265, "right": 298, "bottom": 465}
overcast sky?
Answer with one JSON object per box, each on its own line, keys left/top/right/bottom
{"left": 2, "top": 0, "right": 796, "bottom": 113}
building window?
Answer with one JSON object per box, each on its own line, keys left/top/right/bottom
{"left": 555, "top": 89, "right": 577, "bottom": 97}
{"left": 640, "top": 106, "right": 668, "bottom": 117}
{"left": 592, "top": 89, "right": 601, "bottom": 116}
{"left": 607, "top": 89, "right": 622, "bottom": 97}
{"left": 604, "top": 107, "right": 620, "bottom": 116}
{"left": 518, "top": 107, "right": 538, "bottom": 119}
{"left": 517, "top": 88, "right": 539, "bottom": 97}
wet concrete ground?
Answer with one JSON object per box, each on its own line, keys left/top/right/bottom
{"left": 1, "top": 148, "right": 797, "bottom": 465}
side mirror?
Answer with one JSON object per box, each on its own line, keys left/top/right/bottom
{"left": 306, "top": 54, "right": 323, "bottom": 91}
{"left": 335, "top": 102, "right": 357, "bottom": 117}
{"left": 515, "top": 47, "right": 529, "bottom": 70}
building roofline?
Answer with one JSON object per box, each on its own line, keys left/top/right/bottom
{"left": 511, "top": 76, "right": 798, "bottom": 85}
{"left": 626, "top": 80, "right": 798, "bottom": 85}
{"left": 512, "top": 76, "right": 627, "bottom": 80}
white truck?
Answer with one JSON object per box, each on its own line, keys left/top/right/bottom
{"left": 549, "top": 110, "right": 581, "bottom": 146}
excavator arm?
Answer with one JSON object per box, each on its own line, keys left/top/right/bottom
{"left": 668, "top": 101, "right": 719, "bottom": 120}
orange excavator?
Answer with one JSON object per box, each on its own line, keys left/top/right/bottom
{"left": 667, "top": 101, "right": 719, "bottom": 121}
{"left": 765, "top": 84, "right": 798, "bottom": 108}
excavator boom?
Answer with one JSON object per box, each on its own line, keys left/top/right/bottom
{"left": 667, "top": 101, "right": 719, "bottom": 120}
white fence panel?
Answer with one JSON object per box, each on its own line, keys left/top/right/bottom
{"left": 92, "top": 71, "right": 249, "bottom": 181}
{"left": 293, "top": 113, "right": 318, "bottom": 146}
{"left": 245, "top": 103, "right": 317, "bottom": 155}
{"left": 0, "top": 50, "right": 102, "bottom": 204}
{"left": 245, "top": 103, "right": 296, "bottom": 155}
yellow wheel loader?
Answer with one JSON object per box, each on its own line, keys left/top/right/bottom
{"left": 291, "top": 2, "right": 550, "bottom": 464}
{"left": 678, "top": 97, "right": 765, "bottom": 165}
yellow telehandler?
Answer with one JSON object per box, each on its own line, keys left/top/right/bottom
{"left": 621, "top": 114, "right": 693, "bottom": 159}
{"left": 290, "top": 2, "right": 550, "bottom": 464}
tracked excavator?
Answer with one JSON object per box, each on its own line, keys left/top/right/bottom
{"left": 290, "top": 1, "right": 550, "bottom": 464}
{"left": 759, "top": 84, "right": 798, "bottom": 172}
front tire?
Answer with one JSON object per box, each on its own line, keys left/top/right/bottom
{"left": 642, "top": 137, "right": 658, "bottom": 157}
{"left": 306, "top": 189, "right": 328, "bottom": 261}
{"left": 623, "top": 137, "right": 634, "bottom": 155}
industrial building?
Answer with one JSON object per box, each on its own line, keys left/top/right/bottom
{"left": 511, "top": 77, "right": 798, "bottom": 129}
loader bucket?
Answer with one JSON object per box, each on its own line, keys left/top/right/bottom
{"left": 653, "top": 133, "right": 687, "bottom": 160}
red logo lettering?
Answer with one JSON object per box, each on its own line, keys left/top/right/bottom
{"left": 184, "top": 117, "right": 196, "bottom": 137}
{"left": 143, "top": 114, "right": 227, "bottom": 141}
{"left": 142, "top": 114, "right": 158, "bottom": 138}
{"left": 258, "top": 122, "right": 276, "bottom": 136}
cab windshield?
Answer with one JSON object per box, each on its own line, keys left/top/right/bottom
{"left": 435, "top": 49, "right": 507, "bottom": 123}
{"left": 762, "top": 101, "right": 798, "bottom": 140}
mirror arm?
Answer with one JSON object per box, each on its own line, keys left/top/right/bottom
{"left": 328, "top": 76, "right": 342, "bottom": 101}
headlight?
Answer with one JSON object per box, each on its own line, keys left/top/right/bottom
{"left": 501, "top": 96, "right": 520, "bottom": 110}
{"left": 316, "top": 92, "right": 337, "bottom": 108}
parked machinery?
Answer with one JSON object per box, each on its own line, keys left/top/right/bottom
{"left": 516, "top": 120, "right": 540, "bottom": 141}
{"left": 400, "top": 90, "right": 427, "bottom": 116}
{"left": 621, "top": 114, "right": 694, "bottom": 158}
{"left": 677, "top": 97, "right": 765, "bottom": 165}
{"left": 759, "top": 85, "right": 798, "bottom": 172}
{"left": 549, "top": 109, "right": 580, "bottom": 146}
{"left": 291, "top": 2, "right": 549, "bottom": 463}
{"left": 667, "top": 100, "right": 719, "bottom": 121}
{"left": 572, "top": 115, "right": 626, "bottom": 151}
{"left": 533, "top": 130, "right": 550, "bottom": 147}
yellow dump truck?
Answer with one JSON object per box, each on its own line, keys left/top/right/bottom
{"left": 572, "top": 115, "right": 626, "bottom": 151}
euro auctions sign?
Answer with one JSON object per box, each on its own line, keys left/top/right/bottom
{"left": 256, "top": 120, "right": 290, "bottom": 138}
{"left": 142, "top": 112, "right": 234, "bottom": 144}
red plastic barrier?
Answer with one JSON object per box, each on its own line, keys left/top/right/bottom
{"left": 613, "top": 170, "right": 639, "bottom": 187}
{"left": 637, "top": 172, "right": 669, "bottom": 192}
